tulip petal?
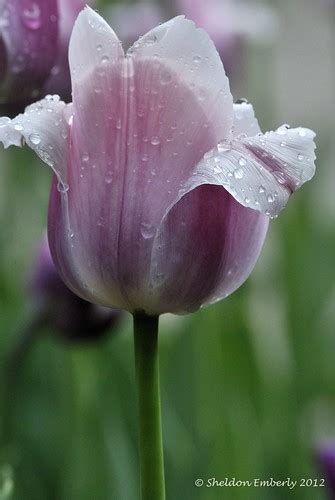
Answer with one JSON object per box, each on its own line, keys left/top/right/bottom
{"left": 128, "top": 15, "right": 233, "bottom": 141}
{"left": 69, "top": 6, "right": 124, "bottom": 87}
{"left": 0, "top": 95, "right": 70, "bottom": 182}
{"left": 148, "top": 184, "right": 269, "bottom": 313}
{"left": 233, "top": 101, "right": 261, "bottom": 136}
{"left": 184, "top": 121, "right": 316, "bottom": 218}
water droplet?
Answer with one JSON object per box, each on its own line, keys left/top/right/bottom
{"left": 213, "top": 165, "right": 222, "bottom": 174}
{"left": 29, "top": 133, "right": 40, "bottom": 145}
{"left": 100, "top": 55, "right": 109, "bottom": 64}
{"left": 233, "top": 168, "right": 244, "bottom": 179}
{"left": 144, "top": 34, "right": 157, "bottom": 46}
{"left": 57, "top": 181, "right": 69, "bottom": 193}
{"left": 259, "top": 186, "right": 265, "bottom": 194}
{"left": 160, "top": 69, "right": 172, "bottom": 85}
{"left": 82, "top": 153, "right": 89, "bottom": 162}
{"left": 244, "top": 197, "right": 250, "bottom": 204}
{"left": 267, "top": 194, "right": 275, "bottom": 203}
{"left": 105, "top": 171, "right": 113, "bottom": 184}
{"left": 142, "top": 154, "right": 149, "bottom": 162}
{"left": 193, "top": 55, "right": 202, "bottom": 64}
{"left": 151, "top": 136, "right": 160, "bottom": 146}
{"left": 298, "top": 129, "right": 307, "bottom": 137}
{"left": 238, "top": 157, "right": 247, "bottom": 167}
{"left": 140, "top": 222, "right": 155, "bottom": 239}
{"left": 116, "top": 119, "right": 122, "bottom": 130}
{"left": 96, "top": 44, "right": 102, "bottom": 51}
{"left": 14, "top": 123, "right": 24, "bottom": 131}
{"left": 297, "top": 153, "right": 304, "bottom": 161}
{"left": 217, "top": 142, "right": 231, "bottom": 153}
{"left": 22, "top": 2, "right": 41, "bottom": 30}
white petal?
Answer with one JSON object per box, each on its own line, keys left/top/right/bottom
{"left": 0, "top": 95, "right": 70, "bottom": 183}
{"left": 128, "top": 15, "right": 233, "bottom": 142}
{"left": 233, "top": 101, "right": 261, "bottom": 136}
{"left": 69, "top": 7, "right": 124, "bottom": 87}
{"left": 185, "top": 125, "right": 316, "bottom": 218}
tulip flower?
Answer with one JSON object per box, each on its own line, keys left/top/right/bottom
{"left": 0, "top": 0, "right": 91, "bottom": 114}
{"left": 0, "top": 8, "right": 316, "bottom": 499}
{"left": 316, "top": 442, "right": 335, "bottom": 497}
{"left": 0, "top": 0, "right": 59, "bottom": 114}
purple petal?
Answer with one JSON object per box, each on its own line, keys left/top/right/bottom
{"left": 0, "top": 95, "right": 71, "bottom": 183}
{"left": 148, "top": 184, "right": 269, "bottom": 313}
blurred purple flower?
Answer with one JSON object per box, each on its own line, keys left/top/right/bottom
{"left": 0, "top": 9, "right": 316, "bottom": 315}
{"left": 316, "top": 442, "right": 335, "bottom": 497}
{"left": 176, "top": 0, "right": 278, "bottom": 78}
{"left": 0, "top": 0, "right": 59, "bottom": 113}
{"left": 106, "top": 2, "right": 164, "bottom": 49}
{"left": 29, "top": 235, "right": 120, "bottom": 343}
{"left": 0, "top": 0, "right": 91, "bottom": 114}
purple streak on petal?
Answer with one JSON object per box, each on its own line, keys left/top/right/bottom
{"left": 149, "top": 184, "right": 268, "bottom": 313}
{"left": 0, "top": 0, "right": 59, "bottom": 112}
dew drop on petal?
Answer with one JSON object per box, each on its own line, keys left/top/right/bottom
{"left": 140, "top": 222, "right": 155, "bottom": 239}
{"left": 233, "top": 168, "right": 244, "bottom": 179}
{"left": 297, "top": 153, "right": 304, "bottom": 161}
{"left": 22, "top": 2, "right": 41, "bottom": 30}
{"left": 193, "top": 55, "right": 202, "bottom": 64}
{"left": 259, "top": 186, "right": 265, "bottom": 194}
{"left": 150, "top": 136, "right": 160, "bottom": 146}
{"left": 29, "top": 133, "right": 41, "bottom": 145}
{"left": 82, "top": 153, "right": 89, "bottom": 162}
{"left": 238, "top": 157, "right": 247, "bottom": 167}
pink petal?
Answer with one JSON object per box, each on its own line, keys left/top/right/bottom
{"left": 184, "top": 107, "right": 316, "bottom": 218}
{"left": 148, "top": 184, "right": 269, "bottom": 313}
{"left": 48, "top": 9, "right": 233, "bottom": 312}
{"left": 0, "top": 95, "right": 70, "bottom": 182}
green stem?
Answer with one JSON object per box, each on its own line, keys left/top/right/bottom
{"left": 133, "top": 313, "right": 165, "bottom": 500}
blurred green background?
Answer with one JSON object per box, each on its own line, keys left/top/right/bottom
{"left": 0, "top": 0, "right": 334, "bottom": 499}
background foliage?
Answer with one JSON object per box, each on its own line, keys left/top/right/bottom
{"left": 0, "top": 0, "right": 334, "bottom": 499}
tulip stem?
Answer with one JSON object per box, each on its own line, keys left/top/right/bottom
{"left": 133, "top": 313, "right": 165, "bottom": 500}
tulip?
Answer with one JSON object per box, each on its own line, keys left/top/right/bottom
{"left": 29, "top": 235, "right": 119, "bottom": 342}
{"left": 0, "top": 8, "right": 316, "bottom": 499}
{"left": 316, "top": 442, "right": 335, "bottom": 497}
{"left": 0, "top": 0, "right": 90, "bottom": 114}
{"left": 0, "top": 0, "right": 59, "bottom": 114}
